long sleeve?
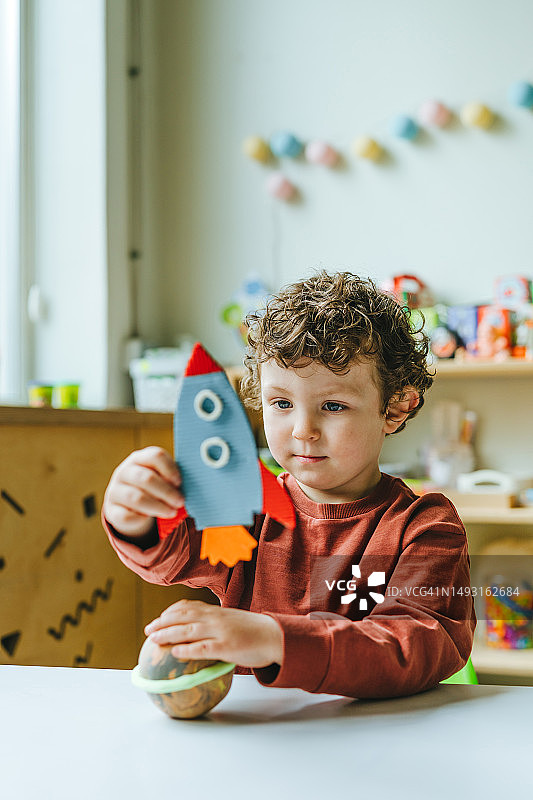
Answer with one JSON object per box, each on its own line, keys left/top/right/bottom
{"left": 103, "top": 515, "right": 231, "bottom": 599}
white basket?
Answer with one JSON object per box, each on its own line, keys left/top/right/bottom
{"left": 129, "top": 348, "right": 189, "bottom": 412}
{"left": 131, "top": 374, "right": 182, "bottom": 412}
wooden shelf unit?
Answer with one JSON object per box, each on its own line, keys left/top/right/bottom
{"left": 422, "top": 360, "right": 533, "bottom": 682}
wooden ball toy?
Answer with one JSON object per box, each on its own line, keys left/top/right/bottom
{"left": 269, "top": 131, "right": 304, "bottom": 158}
{"left": 508, "top": 81, "right": 533, "bottom": 109}
{"left": 305, "top": 140, "right": 339, "bottom": 166}
{"left": 266, "top": 172, "right": 296, "bottom": 200}
{"left": 460, "top": 102, "right": 494, "bottom": 129}
{"left": 389, "top": 114, "right": 419, "bottom": 140}
{"left": 242, "top": 135, "right": 271, "bottom": 163}
{"left": 352, "top": 136, "right": 382, "bottom": 161}
{"left": 418, "top": 99, "right": 452, "bottom": 127}
{"left": 131, "top": 637, "right": 235, "bottom": 719}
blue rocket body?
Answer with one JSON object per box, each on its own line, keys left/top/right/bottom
{"left": 174, "top": 370, "right": 262, "bottom": 530}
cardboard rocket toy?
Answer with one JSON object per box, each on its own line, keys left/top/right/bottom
{"left": 157, "top": 343, "right": 295, "bottom": 567}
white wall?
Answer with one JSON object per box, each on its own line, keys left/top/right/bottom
{"left": 142, "top": 0, "right": 533, "bottom": 370}
{"left": 31, "top": 0, "right": 107, "bottom": 408}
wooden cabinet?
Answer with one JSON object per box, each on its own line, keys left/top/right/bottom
{"left": 0, "top": 406, "right": 213, "bottom": 670}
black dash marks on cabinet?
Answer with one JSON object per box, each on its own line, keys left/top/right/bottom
{"left": 83, "top": 494, "right": 97, "bottom": 518}
{"left": 46, "top": 578, "right": 114, "bottom": 640}
{"left": 0, "top": 490, "right": 25, "bottom": 515}
{"left": 44, "top": 528, "right": 67, "bottom": 558}
{"left": 0, "top": 557, "right": 5, "bottom": 570}
{"left": 1, "top": 630, "right": 21, "bottom": 657}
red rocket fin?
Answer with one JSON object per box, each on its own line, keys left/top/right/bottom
{"left": 157, "top": 506, "right": 188, "bottom": 539}
{"left": 184, "top": 342, "right": 224, "bottom": 377}
{"left": 200, "top": 525, "right": 257, "bottom": 567}
{"left": 259, "top": 460, "right": 296, "bottom": 529}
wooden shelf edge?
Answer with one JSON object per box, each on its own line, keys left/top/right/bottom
{"left": 473, "top": 641, "right": 533, "bottom": 677}
{"left": 457, "top": 507, "right": 533, "bottom": 525}
{"left": 0, "top": 405, "right": 172, "bottom": 428}
{"left": 434, "top": 359, "right": 533, "bottom": 377}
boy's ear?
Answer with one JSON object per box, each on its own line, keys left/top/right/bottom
{"left": 384, "top": 388, "right": 420, "bottom": 433}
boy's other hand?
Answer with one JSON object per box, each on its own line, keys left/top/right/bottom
{"left": 102, "top": 446, "right": 184, "bottom": 537}
{"left": 144, "top": 600, "right": 284, "bottom": 669}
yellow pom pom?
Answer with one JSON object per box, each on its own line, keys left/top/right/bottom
{"left": 352, "top": 136, "right": 382, "bottom": 161}
{"left": 242, "top": 136, "right": 271, "bottom": 163}
{"left": 460, "top": 103, "right": 495, "bottom": 129}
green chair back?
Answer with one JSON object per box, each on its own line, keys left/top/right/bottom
{"left": 441, "top": 655, "right": 478, "bottom": 685}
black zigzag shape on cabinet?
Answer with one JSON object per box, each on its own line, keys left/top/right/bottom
{"left": 46, "top": 578, "right": 114, "bottom": 640}
{"left": 73, "top": 642, "right": 93, "bottom": 667}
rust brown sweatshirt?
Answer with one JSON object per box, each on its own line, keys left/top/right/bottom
{"left": 105, "top": 472, "right": 475, "bottom": 698}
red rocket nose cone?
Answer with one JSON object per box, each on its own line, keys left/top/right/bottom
{"left": 184, "top": 342, "right": 224, "bottom": 377}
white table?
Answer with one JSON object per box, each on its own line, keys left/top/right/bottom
{"left": 1, "top": 665, "right": 532, "bottom": 799}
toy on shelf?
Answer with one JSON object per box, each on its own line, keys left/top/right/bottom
{"left": 305, "top": 140, "right": 339, "bottom": 167}
{"left": 446, "top": 306, "right": 479, "bottom": 350}
{"left": 465, "top": 306, "right": 512, "bottom": 360}
{"left": 494, "top": 275, "right": 531, "bottom": 309}
{"left": 242, "top": 135, "right": 271, "bottom": 163}
{"left": 220, "top": 274, "right": 271, "bottom": 349}
{"left": 418, "top": 100, "right": 452, "bottom": 128}
{"left": 266, "top": 172, "right": 297, "bottom": 200}
{"left": 382, "top": 274, "right": 434, "bottom": 309}
{"left": 352, "top": 136, "right": 383, "bottom": 161}
{"left": 389, "top": 114, "right": 420, "bottom": 141}
{"left": 269, "top": 131, "right": 304, "bottom": 158}
{"left": 508, "top": 81, "right": 533, "bottom": 109}
{"left": 157, "top": 343, "right": 295, "bottom": 567}
{"left": 460, "top": 102, "right": 495, "bottom": 129}
{"left": 478, "top": 537, "right": 533, "bottom": 650}
{"left": 430, "top": 325, "right": 461, "bottom": 359}
{"left": 132, "top": 636, "right": 234, "bottom": 719}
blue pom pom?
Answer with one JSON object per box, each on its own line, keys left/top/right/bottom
{"left": 389, "top": 115, "right": 419, "bottom": 140}
{"left": 508, "top": 81, "right": 533, "bottom": 109}
{"left": 269, "top": 131, "right": 304, "bottom": 158}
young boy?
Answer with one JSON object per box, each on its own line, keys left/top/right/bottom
{"left": 103, "top": 271, "right": 475, "bottom": 698}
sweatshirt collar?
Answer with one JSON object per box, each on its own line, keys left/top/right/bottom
{"left": 282, "top": 472, "right": 394, "bottom": 520}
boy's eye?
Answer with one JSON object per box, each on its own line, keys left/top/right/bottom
{"left": 324, "top": 402, "right": 346, "bottom": 412}
{"left": 273, "top": 400, "right": 291, "bottom": 409}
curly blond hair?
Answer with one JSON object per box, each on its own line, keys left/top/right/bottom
{"left": 241, "top": 270, "right": 433, "bottom": 434}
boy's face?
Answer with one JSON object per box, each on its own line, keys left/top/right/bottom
{"left": 260, "top": 358, "right": 396, "bottom": 504}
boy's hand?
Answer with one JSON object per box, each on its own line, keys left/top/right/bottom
{"left": 144, "top": 600, "right": 284, "bottom": 669}
{"left": 102, "top": 446, "right": 184, "bottom": 537}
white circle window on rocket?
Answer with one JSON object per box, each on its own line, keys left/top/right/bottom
{"left": 200, "top": 436, "right": 231, "bottom": 469}
{"left": 194, "top": 389, "right": 223, "bottom": 421}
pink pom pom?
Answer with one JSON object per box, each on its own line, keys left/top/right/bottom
{"left": 305, "top": 140, "right": 338, "bottom": 167}
{"left": 418, "top": 100, "right": 452, "bottom": 128}
{"left": 266, "top": 172, "right": 296, "bottom": 200}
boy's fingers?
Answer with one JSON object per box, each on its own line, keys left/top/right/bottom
{"left": 121, "top": 463, "right": 184, "bottom": 508}
{"left": 131, "top": 447, "right": 181, "bottom": 487}
{"left": 112, "top": 482, "right": 183, "bottom": 519}
{"left": 147, "top": 623, "right": 210, "bottom": 645}
{"left": 145, "top": 601, "right": 211, "bottom": 633}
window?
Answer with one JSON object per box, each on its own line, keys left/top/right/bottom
{"left": 0, "top": 0, "right": 23, "bottom": 402}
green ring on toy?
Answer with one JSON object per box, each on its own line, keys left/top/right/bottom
{"left": 131, "top": 661, "right": 235, "bottom": 694}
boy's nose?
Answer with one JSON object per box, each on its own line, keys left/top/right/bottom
{"left": 291, "top": 415, "right": 320, "bottom": 441}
